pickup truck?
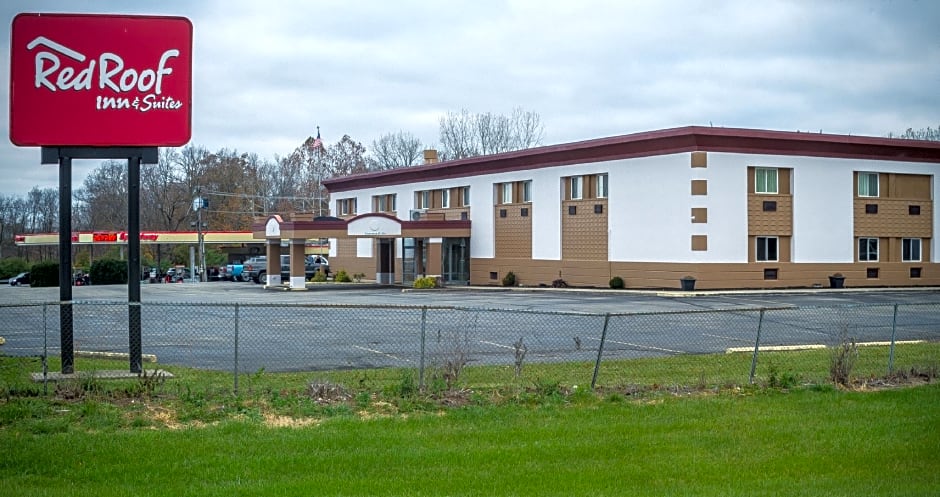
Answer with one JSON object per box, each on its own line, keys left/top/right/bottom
{"left": 222, "top": 263, "right": 244, "bottom": 281}
{"left": 248, "top": 255, "right": 330, "bottom": 284}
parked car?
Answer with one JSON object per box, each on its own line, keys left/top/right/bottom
{"left": 250, "top": 255, "right": 330, "bottom": 283}
{"left": 9, "top": 272, "right": 29, "bottom": 286}
{"left": 165, "top": 267, "right": 192, "bottom": 282}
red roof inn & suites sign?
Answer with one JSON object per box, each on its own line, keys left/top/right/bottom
{"left": 9, "top": 13, "right": 192, "bottom": 147}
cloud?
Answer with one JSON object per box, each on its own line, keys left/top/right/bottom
{"left": 1, "top": 0, "right": 937, "bottom": 197}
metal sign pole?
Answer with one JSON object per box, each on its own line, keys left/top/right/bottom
{"left": 58, "top": 154, "right": 74, "bottom": 374}
{"left": 128, "top": 155, "right": 142, "bottom": 373}
{"left": 42, "top": 147, "right": 157, "bottom": 374}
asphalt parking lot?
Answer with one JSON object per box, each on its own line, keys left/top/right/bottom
{"left": 2, "top": 281, "right": 938, "bottom": 373}
{"left": 2, "top": 279, "right": 939, "bottom": 312}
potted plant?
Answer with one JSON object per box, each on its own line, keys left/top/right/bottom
{"left": 828, "top": 273, "right": 845, "bottom": 289}
{"left": 680, "top": 275, "right": 696, "bottom": 291}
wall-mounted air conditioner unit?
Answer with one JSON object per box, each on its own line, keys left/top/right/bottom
{"left": 409, "top": 209, "right": 425, "bottom": 221}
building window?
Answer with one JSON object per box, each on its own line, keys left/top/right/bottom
{"left": 336, "top": 198, "right": 356, "bottom": 216}
{"left": 522, "top": 180, "right": 532, "bottom": 203}
{"left": 756, "top": 236, "right": 778, "bottom": 262}
{"left": 441, "top": 189, "right": 450, "bottom": 209}
{"left": 570, "top": 176, "right": 583, "bottom": 200}
{"left": 596, "top": 174, "right": 608, "bottom": 198}
{"left": 902, "top": 238, "right": 922, "bottom": 262}
{"left": 462, "top": 186, "right": 470, "bottom": 207}
{"left": 415, "top": 190, "right": 430, "bottom": 209}
{"left": 373, "top": 194, "right": 396, "bottom": 213}
{"left": 858, "top": 172, "right": 879, "bottom": 197}
{"left": 755, "top": 168, "right": 778, "bottom": 194}
{"left": 500, "top": 183, "right": 513, "bottom": 204}
{"left": 858, "top": 237, "right": 879, "bottom": 262}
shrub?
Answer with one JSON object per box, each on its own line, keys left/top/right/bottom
{"left": 609, "top": 276, "right": 624, "bottom": 289}
{"left": 501, "top": 271, "right": 516, "bottom": 287}
{"left": 0, "top": 257, "right": 30, "bottom": 279}
{"left": 352, "top": 272, "right": 365, "bottom": 283}
{"left": 334, "top": 270, "right": 352, "bottom": 283}
{"left": 29, "top": 262, "right": 59, "bottom": 287}
{"left": 90, "top": 259, "right": 127, "bottom": 285}
{"left": 413, "top": 276, "right": 437, "bottom": 289}
{"left": 310, "top": 271, "right": 328, "bottom": 282}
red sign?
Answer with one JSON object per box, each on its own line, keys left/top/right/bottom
{"left": 9, "top": 13, "right": 193, "bottom": 147}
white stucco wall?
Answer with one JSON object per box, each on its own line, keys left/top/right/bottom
{"left": 331, "top": 152, "right": 937, "bottom": 265}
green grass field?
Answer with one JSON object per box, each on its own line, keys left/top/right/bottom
{"left": 1, "top": 345, "right": 938, "bottom": 496}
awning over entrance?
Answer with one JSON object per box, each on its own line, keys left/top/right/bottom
{"left": 251, "top": 213, "right": 471, "bottom": 240}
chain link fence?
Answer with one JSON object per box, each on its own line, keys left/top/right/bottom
{"left": 1, "top": 301, "right": 938, "bottom": 393}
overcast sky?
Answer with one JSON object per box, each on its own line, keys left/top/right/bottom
{"left": 1, "top": 0, "right": 938, "bottom": 197}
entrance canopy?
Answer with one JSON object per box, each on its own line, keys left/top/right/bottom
{"left": 252, "top": 213, "right": 471, "bottom": 240}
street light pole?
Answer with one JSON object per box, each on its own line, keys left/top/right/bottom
{"left": 198, "top": 204, "right": 206, "bottom": 282}
{"left": 194, "top": 190, "right": 207, "bottom": 283}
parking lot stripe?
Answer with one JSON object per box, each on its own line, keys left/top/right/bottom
{"left": 352, "top": 345, "right": 411, "bottom": 363}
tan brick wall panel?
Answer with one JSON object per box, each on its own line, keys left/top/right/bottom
{"left": 469, "top": 259, "right": 940, "bottom": 289}
{"left": 561, "top": 199, "right": 608, "bottom": 261}
{"left": 329, "top": 237, "right": 376, "bottom": 277}
{"left": 748, "top": 194, "right": 793, "bottom": 235}
{"left": 495, "top": 205, "right": 533, "bottom": 258}
{"left": 853, "top": 199, "right": 933, "bottom": 237}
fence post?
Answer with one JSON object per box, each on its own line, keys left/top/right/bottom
{"left": 748, "top": 309, "right": 765, "bottom": 384}
{"left": 234, "top": 303, "right": 240, "bottom": 395}
{"left": 419, "top": 306, "right": 427, "bottom": 390}
{"left": 887, "top": 303, "right": 898, "bottom": 375}
{"left": 590, "top": 313, "right": 611, "bottom": 390}
{"left": 42, "top": 303, "right": 49, "bottom": 395}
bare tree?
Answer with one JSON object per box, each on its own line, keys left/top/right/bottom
{"left": 326, "top": 135, "right": 369, "bottom": 177}
{"left": 0, "top": 194, "right": 27, "bottom": 258}
{"left": 368, "top": 131, "right": 424, "bottom": 170}
{"left": 141, "top": 148, "right": 190, "bottom": 231}
{"left": 74, "top": 161, "right": 127, "bottom": 231}
{"left": 438, "top": 107, "right": 544, "bottom": 160}
{"left": 888, "top": 125, "right": 940, "bottom": 141}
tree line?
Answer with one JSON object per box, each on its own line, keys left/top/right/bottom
{"left": 0, "top": 108, "right": 545, "bottom": 263}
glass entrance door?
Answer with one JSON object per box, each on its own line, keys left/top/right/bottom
{"left": 402, "top": 238, "right": 416, "bottom": 287}
{"left": 442, "top": 237, "right": 470, "bottom": 285}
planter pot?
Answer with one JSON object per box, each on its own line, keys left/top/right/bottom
{"left": 680, "top": 278, "right": 696, "bottom": 291}
{"left": 828, "top": 276, "right": 845, "bottom": 289}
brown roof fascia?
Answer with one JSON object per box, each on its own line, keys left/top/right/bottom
{"left": 323, "top": 126, "right": 940, "bottom": 193}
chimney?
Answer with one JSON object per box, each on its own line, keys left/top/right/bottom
{"left": 423, "top": 149, "right": 439, "bottom": 164}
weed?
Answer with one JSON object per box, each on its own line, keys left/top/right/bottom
{"left": 308, "top": 380, "right": 351, "bottom": 404}
{"left": 767, "top": 365, "right": 798, "bottom": 389}
{"left": 135, "top": 369, "right": 167, "bottom": 398}
{"left": 830, "top": 326, "right": 858, "bottom": 386}
{"left": 513, "top": 337, "right": 527, "bottom": 378}
{"left": 435, "top": 329, "right": 471, "bottom": 389}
